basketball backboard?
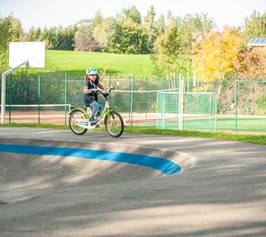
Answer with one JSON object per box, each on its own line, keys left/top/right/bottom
{"left": 9, "top": 42, "right": 45, "bottom": 68}
{"left": 2, "top": 42, "right": 45, "bottom": 124}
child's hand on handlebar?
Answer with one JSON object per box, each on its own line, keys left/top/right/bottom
{"left": 84, "top": 88, "right": 97, "bottom": 94}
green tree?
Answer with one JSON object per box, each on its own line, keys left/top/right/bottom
{"left": 119, "top": 6, "right": 142, "bottom": 24}
{"left": 92, "top": 10, "right": 104, "bottom": 26}
{"left": 152, "top": 13, "right": 214, "bottom": 74}
{"left": 74, "top": 26, "right": 100, "bottom": 51}
{"left": 57, "top": 26, "right": 76, "bottom": 50}
{"left": 144, "top": 6, "right": 157, "bottom": 52}
{"left": 92, "top": 17, "right": 115, "bottom": 51}
{"left": 74, "top": 12, "right": 115, "bottom": 52}
{"left": 0, "top": 15, "right": 24, "bottom": 73}
{"left": 166, "top": 10, "right": 175, "bottom": 25}
{"left": 154, "top": 15, "right": 166, "bottom": 34}
{"left": 8, "top": 16, "right": 24, "bottom": 41}
{"left": 28, "top": 26, "right": 76, "bottom": 50}
{"left": 27, "top": 27, "right": 42, "bottom": 41}
{"left": 153, "top": 21, "right": 184, "bottom": 73}
{"left": 179, "top": 13, "right": 215, "bottom": 56}
{"left": 107, "top": 20, "right": 150, "bottom": 54}
{"left": 243, "top": 10, "right": 266, "bottom": 40}
{"left": 144, "top": 6, "right": 156, "bottom": 29}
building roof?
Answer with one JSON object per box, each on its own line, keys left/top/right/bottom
{"left": 248, "top": 38, "right": 266, "bottom": 47}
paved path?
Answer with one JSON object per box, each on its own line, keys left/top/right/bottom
{"left": 0, "top": 127, "right": 266, "bottom": 237}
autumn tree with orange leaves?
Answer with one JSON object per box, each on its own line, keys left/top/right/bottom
{"left": 192, "top": 27, "right": 244, "bottom": 81}
{"left": 234, "top": 47, "right": 266, "bottom": 80}
{"left": 192, "top": 27, "right": 245, "bottom": 100}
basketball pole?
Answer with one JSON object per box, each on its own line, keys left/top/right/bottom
{"left": 1, "top": 61, "right": 28, "bottom": 124}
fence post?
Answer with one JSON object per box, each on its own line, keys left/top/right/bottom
{"left": 8, "top": 74, "right": 12, "bottom": 123}
{"left": 214, "top": 92, "right": 217, "bottom": 131}
{"left": 187, "top": 60, "right": 190, "bottom": 92}
{"left": 129, "top": 74, "right": 134, "bottom": 127}
{"left": 127, "top": 75, "right": 130, "bottom": 125}
{"left": 64, "top": 72, "right": 67, "bottom": 126}
{"left": 146, "top": 76, "right": 148, "bottom": 120}
{"left": 235, "top": 80, "right": 239, "bottom": 131}
{"left": 156, "top": 91, "right": 159, "bottom": 128}
{"left": 162, "top": 92, "right": 165, "bottom": 129}
{"left": 178, "top": 73, "right": 184, "bottom": 130}
{"left": 37, "top": 74, "right": 41, "bottom": 125}
{"left": 209, "top": 93, "right": 212, "bottom": 131}
{"left": 109, "top": 74, "right": 112, "bottom": 87}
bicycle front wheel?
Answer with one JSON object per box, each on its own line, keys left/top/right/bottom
{"left": 104, "top": 111, "right": 124, "bottom": 138}
{"left": 69, "top": 108, "right": 88, "bottom": 135}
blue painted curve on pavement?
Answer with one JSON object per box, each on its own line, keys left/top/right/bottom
{"left": 0, "top": 144, "right": 181, "bottom": 175}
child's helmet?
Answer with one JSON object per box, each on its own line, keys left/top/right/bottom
{"left": 86, "top": 67, "right": 99, "bottom": 75}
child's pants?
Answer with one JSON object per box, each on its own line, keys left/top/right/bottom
{"left": 89, "top": 101, "right": 103, "bottom": 121}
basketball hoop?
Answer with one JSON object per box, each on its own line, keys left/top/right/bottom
{"left": 1, "top": 42, "right": 45, "bottom": 124}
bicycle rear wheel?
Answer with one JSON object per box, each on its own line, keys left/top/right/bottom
{"left": 69, "top": 108, "right": 88, "bottom": 135}
{"left": 104, "top": 111, "right": 124, "bottom": 138}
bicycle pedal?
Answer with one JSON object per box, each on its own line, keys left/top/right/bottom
{"left": 87, "top": 124, "right": 97, "bottom": 129}
{"left": 90, "top": 119, "right": 99, "bottom": 125}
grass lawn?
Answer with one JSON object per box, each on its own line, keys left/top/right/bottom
{"left": 143, "top": 117, "right": 266, "bottom": 133}
{"left": 216, "top": 118, "right": 266, "bottom": 132}
{"left": 184, "top": 117, "right": 266, "bottom": 132}
{"left": 27, "top": 50, "right": 156, "bottom": 76}
{"left": 1, "top": 123, "right": 265, "bottom": 146}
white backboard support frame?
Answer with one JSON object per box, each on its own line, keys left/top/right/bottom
{"left": 1, "top": 41, "right": 45, "bottom": 124}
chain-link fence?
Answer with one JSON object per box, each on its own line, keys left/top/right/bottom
{"left": 233, "top": 80, "right": 266, "bottom": 132}
{"left": 157, "top": 91, "right": 217, "bottom": 131}
{"left": 0, "top": 71, "right": 180, "bottom": 126}
{"left": 1, "top": 71, "right": 265, "bottom": 133}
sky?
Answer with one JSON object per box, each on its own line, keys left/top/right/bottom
{"left": 0, "top": 0, "right": 265, "bottom": 31}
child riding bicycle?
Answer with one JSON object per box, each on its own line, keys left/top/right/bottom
{"left": 69, "top": 69, "right": 124, "bottom": 137}
{"left": 83, "top": 67, "right": 106, "bottom": 125}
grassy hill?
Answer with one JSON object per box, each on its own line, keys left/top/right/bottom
{"left": 28, "top": 50, "right": 157, "bottom": 76}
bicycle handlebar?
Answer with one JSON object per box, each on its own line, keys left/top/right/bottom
{"left": 99, "top": 87, "right": 114, "bottom": 93}
{"left": 86, "top": 87, "right": 114, "bottom": 94}
{"left": 95, "top": 87, "right": 114, "bottom": 97}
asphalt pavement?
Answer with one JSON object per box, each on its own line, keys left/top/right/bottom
{"left": 0, "top": 127, "right": 266, "bottom": 237}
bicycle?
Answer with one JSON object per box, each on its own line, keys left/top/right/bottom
{"left": 69, "top": 88, "right": 124, "bottom": 138}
